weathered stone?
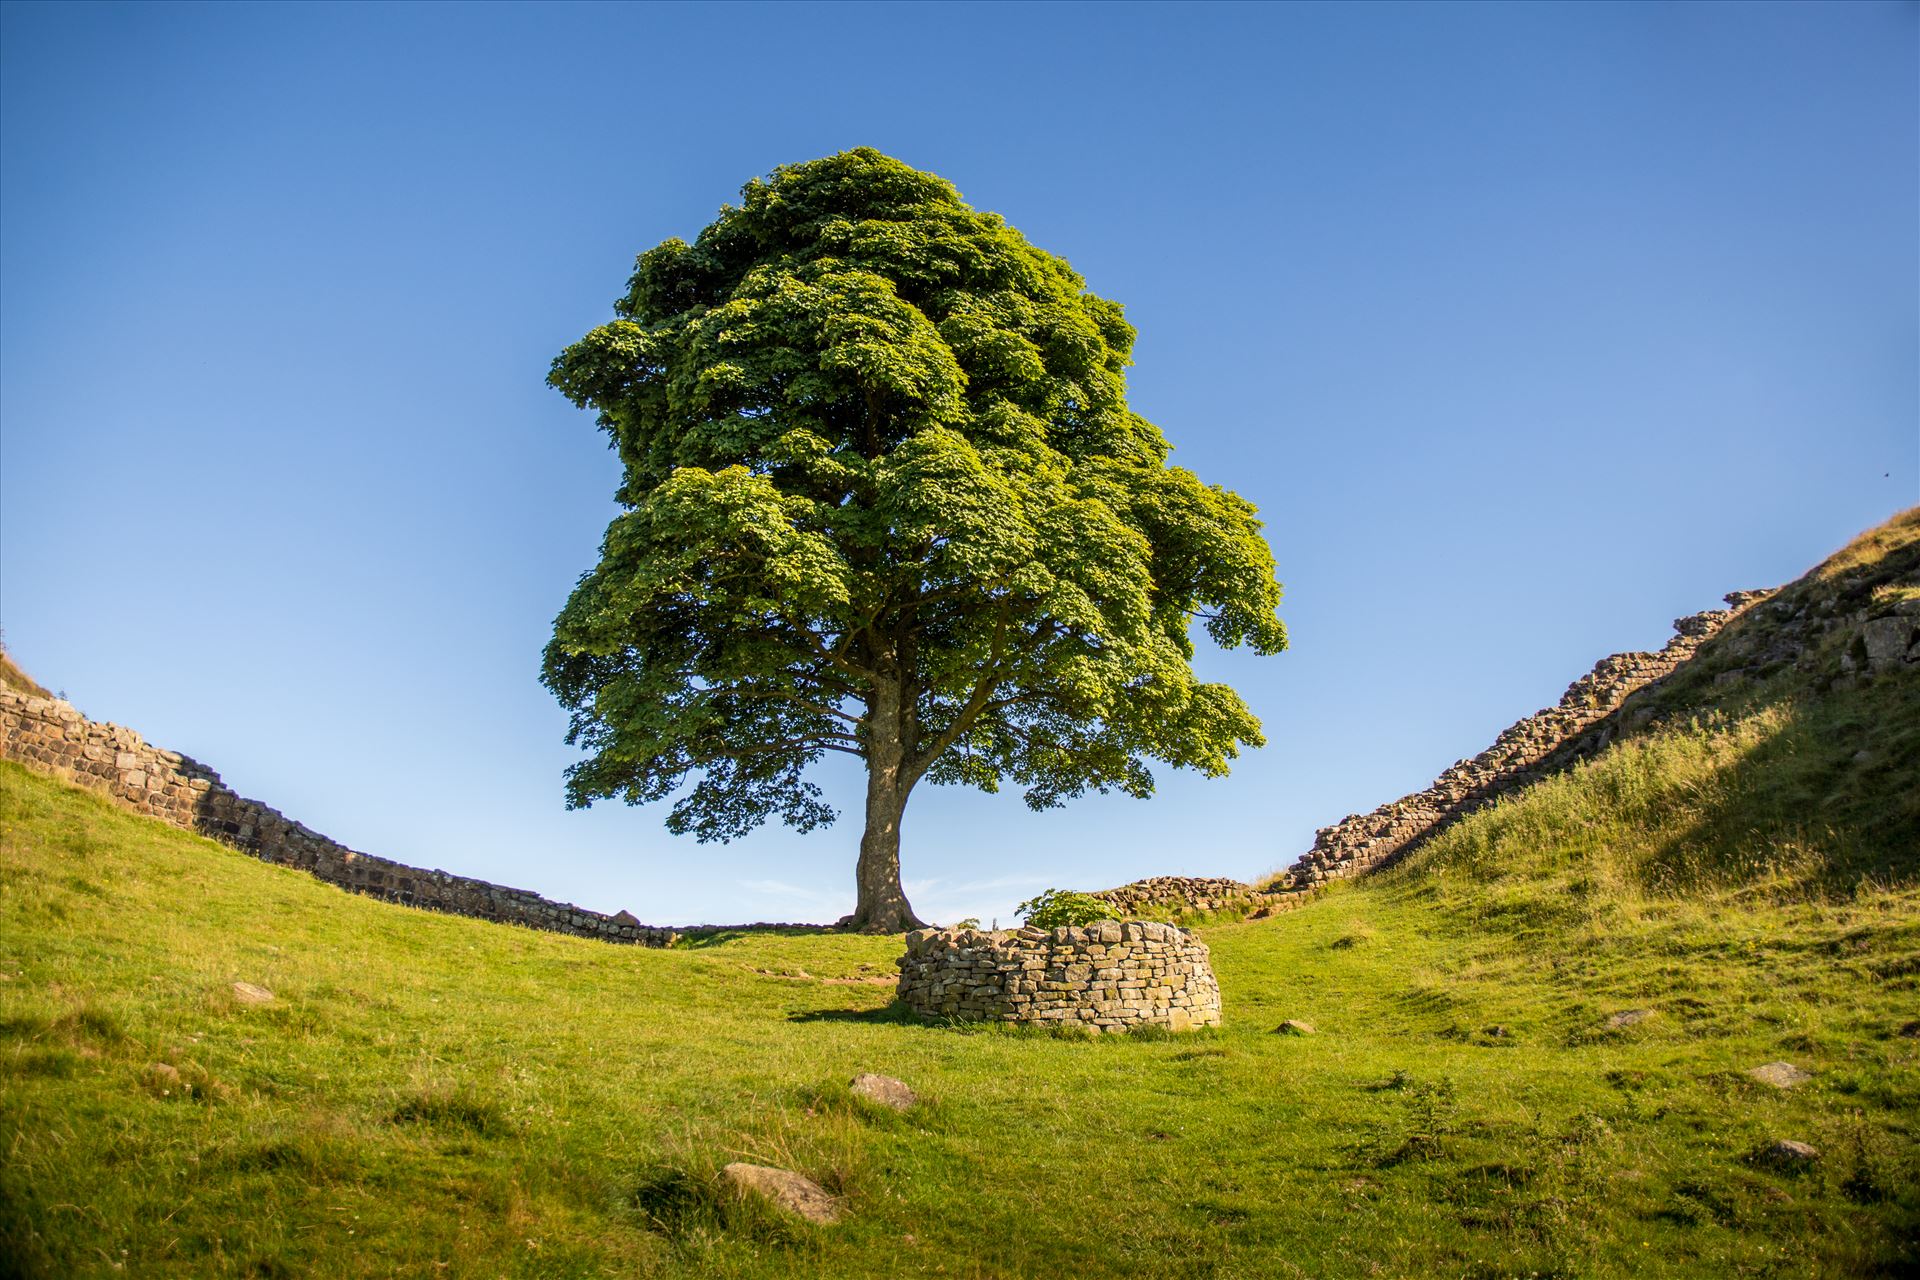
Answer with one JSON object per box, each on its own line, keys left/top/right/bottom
{"left": 1604, "top": 1009, "right": 1656, "bottom": 1031}
{"left": 143, "top": 1062, "right": 182, "bottom": 1091}
{"left": 1861, "top": 617, "right": 1914, "bottom": 670}
{"left": 849, "top": 1070, "right": 922, "bottom": 1110}
{"left": 852, "top": 1074, "right": 917, "bottom": 1113}
{"left": 719, "top": 1162, "right": 841, "bottom": 1224}
{"left": 230, "top": 981, "right": 274, "bottom": 1005}
{"left": 1747, "top": 1061, "right": 1812, "bottom": 1090}
{"left": 1754, "top": 1139, "right": 1819, "bottom": 1169}
{"left": 1273, "top": 1020, "right": 1315, "bottom": 1036}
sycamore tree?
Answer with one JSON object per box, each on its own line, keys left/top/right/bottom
{"left": 544, "top": 149, "right": 1287, "bottom": 933}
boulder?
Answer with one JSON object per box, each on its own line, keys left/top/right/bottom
{"left": 1604, "top": 1009, "right": 1655, "bottom": 1030}
{"left": 1860, "top": 617, "right": 1914, "bottom": 670}
{"left": 1754, "top": 1139, "right": 1819, "bottom": 1169}
{"left": 849, "top": 1073, "right": 916, "bottom": 1111}
{"left": 1273, "top": 1020, "right": 1316, "bottom": 1036}
{"left": 230, "top": 981, "right": 274, "bottom": 1005}
{"left": 1747, "top": 1061, "right": 1812, "bottom": 1090}
{"left": 719, "top": 1162, "right": 841, "bottom": 1224}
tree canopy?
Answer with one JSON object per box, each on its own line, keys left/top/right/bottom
{"left": 544, "top": 148, "right": 1287, "bottom": 931}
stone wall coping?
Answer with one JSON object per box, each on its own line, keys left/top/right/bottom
{"left": 902, "top": 919, "right": 1192, "bottom": 954}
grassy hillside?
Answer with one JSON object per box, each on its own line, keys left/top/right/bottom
{"left": 1603, "top": 506, "right": 1920, "bottom": 893}
{"left": 3, "top": 742, "right": 1915, "bottom": 1279}
{"left": 4, "top": 512, "right": 1915, "bottom": 1278}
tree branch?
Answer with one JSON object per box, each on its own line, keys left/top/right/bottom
{"left": 907, "top": 603, "right": 1013, "bottom": 780}
{"left": 692, "top": 735, "right": 864, "bottom": 762}
{"left": 773, "top": 610, "right": 874, "bottom": 682}
{"left": 695, "top": 684, "right": 866, "bottom": 725}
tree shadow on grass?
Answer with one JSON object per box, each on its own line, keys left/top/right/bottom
{"left": 787, "top": 1001, "right": 926, "bottom": 1026}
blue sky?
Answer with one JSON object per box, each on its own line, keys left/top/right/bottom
{"left": 3, "top": 1, "right": 1913, "bottom": 927}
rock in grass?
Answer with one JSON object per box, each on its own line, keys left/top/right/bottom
{"left": 143, "top": 1063, "right": 181, "bottom": 1093}
{"left": 230, "top": 981, "right": 274, "bottom": 1005}
{"left": 1273, "top": 1020, "right": 1316, "bottom": 1036}
{"left": 1755, "top": 1139, "right": 1819, "bottom": 1169}
{"left": 1747, "top": 1061, "right": 1812, "bottom": 1090}
{"left": 849, "top": 1073, "right": 916, "bottom": 1111}
{"left": 1604, "top": 1009, "right": 1655, "bottom": 1030}
{"left": 720, "top": 1162, "right": 841, "bottom": 1224}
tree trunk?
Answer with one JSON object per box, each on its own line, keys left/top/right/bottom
{"left": 842, "top": 674, "right": 927, "bottom": 933}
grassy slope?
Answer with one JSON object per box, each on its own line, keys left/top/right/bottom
{"left": 3, "top": 735, "right": 1915, "bottom": 1279}
{"left": 3, "top": 512, "right": 1915, "bottom": 1279}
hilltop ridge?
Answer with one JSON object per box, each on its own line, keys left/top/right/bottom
{"left": 1096, "top": 507, "right": 1920, "bottom": 918}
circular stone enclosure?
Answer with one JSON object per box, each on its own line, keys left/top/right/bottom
{"left": 895, "top": 920, "right": 1222, "bottom": 1032}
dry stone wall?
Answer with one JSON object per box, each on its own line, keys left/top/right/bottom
{"left": 1274, "top": 592, "right": 1774, "bottom": 888}
{"left": 895, "top": 920, "right": 1222, "bottom": 1032}
{"left": 1089, "top": 875, "right": 1305, "bottom": 921}
{"left": 0, "top": 690, "right": 676, "bottom": 945}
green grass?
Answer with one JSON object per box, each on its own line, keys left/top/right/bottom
{"left": 4, "top": 695, "right": 1916, "bottom": 1279}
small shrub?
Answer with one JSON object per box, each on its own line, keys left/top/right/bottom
{"left": 1353, "top": 1077, "right": 1457, "bottom": 1167}
{"left": 10, "top": 1047, "right": 80, "bottom": 1079}
{"left": 1331, "top": 919, "right": 1377, "bottom": 949}
{"left": 1015, "top": 889, "right": 1111, "bottom": 929}
{"left": 390, "top": 1088, "right": 511, "bottom": 1138}
{"left": 1837, "top": 1109, "right": 1908, "bottom": 1204}
{"left": 634, "top": 1166, "right": 723, "bottom": 1236}
{"left": 71, "top": 1007, "right": 126, "bottom": 1045}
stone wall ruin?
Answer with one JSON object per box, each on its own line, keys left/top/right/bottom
{"left": 1272, "top": 592, "right": 1775, "bottom": 888}
{"left": 0, "top": 689, "right": 677, "bottom": 945}
{"left": 895, "top": 920, "right": 1222, "bottom": 1032}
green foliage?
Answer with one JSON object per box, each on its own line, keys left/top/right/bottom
{"left": 542, "top": 148, "right": 1286, "bottom": 853}
{"left": 1015, "top": 889, "right": 1112, "bottom": 928}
